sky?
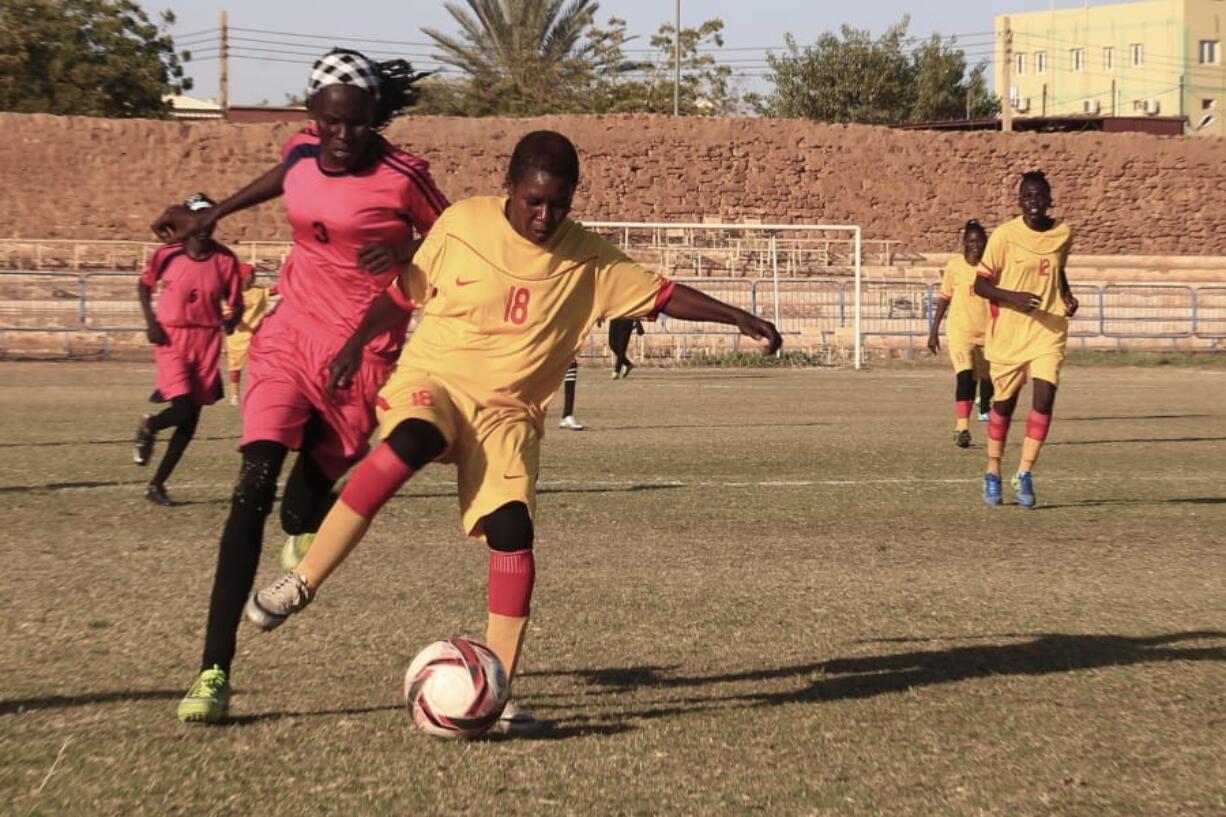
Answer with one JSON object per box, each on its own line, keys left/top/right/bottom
{"left": 160, "top": 0, "right": 1112, "bottom": 105}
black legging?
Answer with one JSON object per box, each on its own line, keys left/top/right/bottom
{"left": 148, "top": 395, "right": 201, "bottom": 487}
{"left": 199, "top": 440, "right": 337, "bottom": 673}
{"left": 608, "top": 319, "right": 636, "bottom": 370}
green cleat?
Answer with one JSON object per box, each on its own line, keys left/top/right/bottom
{"left": 177, "top": 666, "right": 230, "bottom": 724}
{"left": 280, "top": 532, "right": 315, "bottom": 571}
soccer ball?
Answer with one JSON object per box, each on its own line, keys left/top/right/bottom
{"left": 403, "top": 638, "right": 509, "bottom": 739}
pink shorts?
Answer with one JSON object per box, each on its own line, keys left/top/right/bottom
{"left": 153, "top": 325, "right": 223, "bottom": 406}
{"left": 241, "top": 311, "right": 394, "bottom": 480}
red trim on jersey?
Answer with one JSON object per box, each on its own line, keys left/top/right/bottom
{"left": 384, "top": 281, "right": 415, "bottom": 313}
{"left": 644, "top": 278, "right": 677, "bottom": 321}
{"left": 939, "top": 293, "right": 953, "bottom": 302}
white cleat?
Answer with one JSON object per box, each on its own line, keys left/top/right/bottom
{"left": 559, "top": 415, "right": 585, "bottom": 431}
{"left": 245, "top": 571, "right": 313, "bottom": 631}
{"left": 491, "top": 700, "right": 546, "bottom": 736}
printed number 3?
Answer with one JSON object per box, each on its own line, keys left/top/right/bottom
{"left": 504, "top": 286, "right": 530, "bottom": 324}
{"left": 312, "top": 221, "right": 330, "bottom": 243}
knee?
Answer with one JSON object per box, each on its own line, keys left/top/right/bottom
{"left": 955, "top": 370, "right": 975, "bottom": 397}
{"left": 483, "top": 502, "right": 534, "bottom": 552}
{"left": 993, "top": 395, "right": 1019, "bottom": 417}
{"left": 384, "top": 419, "right": 447, "bottom": 471}
{"left": 1033, "top": 381, "right": 1057, "bottom": 414}
{"left": 232, "top": 443, "right": 283, "bottom": 515}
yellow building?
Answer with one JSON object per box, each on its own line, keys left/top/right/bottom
{"left": 995, "top": 0, "right": 1225, "bottom": 136}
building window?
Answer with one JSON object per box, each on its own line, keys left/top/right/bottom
{"left": 1200, "top": 41, "right": 1220, "bottom": 65}
{"left": 1130, "top": 43, "right": 1143, "bottom": 67}
{"left": 1036, "top": 51, "right": 1047, "bottom": 74}
{"left": 1103, "top": 47, "right": 1114, "bottom": 70}
{"left": 1017, "top": 53, "right": 1027, "bottom": 75}
{"left": 1071, "top": 48, "right": 1085, "bottom": 71}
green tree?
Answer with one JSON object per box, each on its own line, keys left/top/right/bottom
{"left": 0, "top": 0, "right": 191, "bottom": 118}
{"left": 587, "top": 17, "right": 736, "bottom": 115}
{"left": 421, "top": 0, "right": 601, "bottom": 116}
{"left": 753, "top": 17, "right": 998, "bottom": 125}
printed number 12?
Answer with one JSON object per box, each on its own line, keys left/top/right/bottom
{"left": 504, "top": 286, "right": 530, "bottom": 324}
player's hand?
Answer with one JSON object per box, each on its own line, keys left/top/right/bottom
{"left": 1063, "top": 291, "right": 1080, "bottom": 318}
{"left": 146, "top": 321, "right": 169, "bottom": 346}
{"left": 327, "top": 339, "right": 364, "bottom": 394}
{"left": 357, "top": 243, "right": 402, "bottom": 275}
{"left": 151, "top": 204, "right": 213, "bottom": 244}
{"left": 737, "top": 315, "right": 783, "bottom": 355}
{"left": 927, "top": 333, "right": 940, "bottom": 354}
{"left": 1012, "top": 292, "right": 1041, "bottom": 313}
{"left": 223, "top": 316, "right": 240, "bottom": 336}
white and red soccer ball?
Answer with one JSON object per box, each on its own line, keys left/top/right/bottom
{"left": 403, "top": 638, "right": 509, "bottom": 739}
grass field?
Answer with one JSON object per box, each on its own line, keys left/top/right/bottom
{"left": 1, "top": 361, "right": 1224, "bottom": 816}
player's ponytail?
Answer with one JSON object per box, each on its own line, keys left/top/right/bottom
{"left": 372, "top": 59, "right": 434, "bottom": 129}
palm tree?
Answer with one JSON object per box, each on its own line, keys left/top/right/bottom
{"left": 422, "top": 0, "right": 600, "bottom": 109}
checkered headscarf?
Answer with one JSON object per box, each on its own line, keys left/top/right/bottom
{"left": 308, "top": 49, "right": 381, "bottom": 99}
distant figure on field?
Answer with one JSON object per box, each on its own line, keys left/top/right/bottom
{"left": 223, "top": 265, "right": 277, "bottom": 405}
{"left": 135, "top": 193, "right": 242, "bottom": 506}
{"left": 608, "top": 318, "right": 643, "bottom": 379}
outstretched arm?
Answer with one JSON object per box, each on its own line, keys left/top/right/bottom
{"left": 151, "top": 164, "right": 286, "bottom": 242}
{"left": 659, "top": 284, "right": 782, "bottom": 353}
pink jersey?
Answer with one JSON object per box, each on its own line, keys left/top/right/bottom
{"left": 141, "top": 244, "right": 243, "bottom": 328}
{"left": 275, "top": 128, "right": 448, "bottom": 359}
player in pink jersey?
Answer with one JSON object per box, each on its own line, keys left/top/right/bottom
{"left": 151, "top": 50, "right": 447, "bottom": 724}
{"left": 135, "top": 193, "right": 242, "bottom": 506}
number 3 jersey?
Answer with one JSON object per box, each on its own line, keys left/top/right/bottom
{"left": 977, "top": 216, "right": 1073, "bottom": 365}
{"left": 276, "top": 128, "right": 448, "bottom": 359}
{"left": 389, "top": 195, "right": 675, "bottom": 419}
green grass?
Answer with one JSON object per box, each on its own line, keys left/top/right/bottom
{"left": 1, "top": 362, "right": 1224, "bottom": 816}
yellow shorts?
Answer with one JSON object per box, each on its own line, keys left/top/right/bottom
{"left": 377, "top": 369, "right": 540, "bottom": 537}
{"left": 947, "top": 337, "right": 988, "bottom": 378}
{"left": 225, "top": 331, "right": 252, "bottom": 372}
{"left": 989, "top": 353, "right": 1064, "bottom": 402}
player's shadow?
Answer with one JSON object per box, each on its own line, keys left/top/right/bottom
{"left": 0, "top": 434, "right": 237, "bottom": 449}
{"left": 598, "top": 421, "right": 832, "bottom": 432}
{"left": 1051, "top": 435, "right": 1226, "bottom": 446}
{"left": 1061, "top": 414, "right": 1216, "bottom": 422}
{"left": 0, "top": 478, "right": 146, "bottom": 494}
{"left": 1038, "top": 496, "right": 1226, "bottom": 509}
{"left": 525, "top": 630, "right": 1226, "bottom": 724}
{"left": 0, "top": 689, "right": 182, "bottom": 715}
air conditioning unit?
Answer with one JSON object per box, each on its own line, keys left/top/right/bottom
{"left": 1083, "top": 99, "right": 1101, "bottom": 114}
{"left": 1014, "top": 97, "right": 1031, "bottom": 113}
{"left": 1143, "top": 99, "right": 1161, "bottom": 115}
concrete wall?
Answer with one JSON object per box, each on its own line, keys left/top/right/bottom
{"left": 1, "top": 112, "right": 1225, "bottom": 255}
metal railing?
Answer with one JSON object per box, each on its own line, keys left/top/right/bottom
{"left": 2, "top": 272, "right": 1224, "bottom": 359}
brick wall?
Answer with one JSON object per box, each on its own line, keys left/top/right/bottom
{"left": 1, "top": 112, "right": 1224, "bottom": 255}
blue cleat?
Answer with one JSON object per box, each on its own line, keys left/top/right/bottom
{"left": 983, "top": 473, "right": 1003, "bottom": 507}
{"left": 1012, "top": 472, "right": 1036, "bottom": 509}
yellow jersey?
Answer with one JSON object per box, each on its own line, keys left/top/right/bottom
{"left": 977, "top": 216, "right": 1073, "bottom": 365}
{"left": 938, "top": 255, "right": 990, "bottom": 344}
{"left": 393, "top": 196, "right": 670, "bottom": 420}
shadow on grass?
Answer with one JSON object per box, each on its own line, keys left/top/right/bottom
{"left": 0, "top": 689, "right": 181, "bottom": 715}
{"left": 524, "top": 630, "right": 1226, "bottom": 722}
{"left": 1052, "top": 435, "right": 1226, "bottom": 447}
{"left": 0, "top": 478, "right": 148, "bottom": 494}
{"left": 1061, "top": 414, "right": 1217, "bottom": 422}
{"left": 226, "top": 703, "right": 402, "bottom": 724}
{"left": 1037, "top": 496, "right": 1226, "bottom": 509}
{"left": 0, "top": 434, "right": 238, "bottom": 449}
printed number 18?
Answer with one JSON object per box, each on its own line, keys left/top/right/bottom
{"left": 504, "top": 286, "right": 530, "bottom": 324}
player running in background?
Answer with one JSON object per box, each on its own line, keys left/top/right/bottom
{"left": 244, "top": 130, "right": 782, "bottom": 735}
{"left": 135, "top": 193, "right": 242, "bottom": 506}
{"left": 558, "top": 360, "right": 583, "bottom": 430}
{"left": 223, "top": 265, "right": 277, "bottom": 405}
{"left": 974, "top": 171, "right": 1078, "bottom": 508}
{"left": 152, "top": 49, "right": 447, "bottom": 724}
{"left": 927, "top": 220, "right": 993, "bottom": 448}
{"left": 608, "top": 318, "right": 643, "bottom": 378}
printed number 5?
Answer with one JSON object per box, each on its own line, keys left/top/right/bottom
{"left": 504, "top": 286, "right": 531, "bottom": 325}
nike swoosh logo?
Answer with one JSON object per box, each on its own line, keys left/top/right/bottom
{"left": 455, "top": 278, "right": 478, "bottom": 287}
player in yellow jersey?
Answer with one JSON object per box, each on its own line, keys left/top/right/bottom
{"left": 928, "top": 220, "right": 993, "bottom": 448}
{"left": 223, "top": 265, "right": 276, "bottom": 405}
{"left": 244, "top": 131, "right": 782, "bottom": 734}
{"left": 974, "top": 171, "right": 1078, "bottom": 509}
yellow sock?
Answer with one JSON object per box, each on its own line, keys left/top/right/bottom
{"left": 486, "top": 613, "right": 529, "bottom": 682}
{"left": 1019, "top": 436, "right": 1044, "bottom": 473}
{"left": 986, "top": 438, "right": 1005, "bottom": 477}
{"left": 296, "top": 502, "right": 371, "bottom": 590}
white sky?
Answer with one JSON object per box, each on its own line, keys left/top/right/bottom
{"left": 159, "top": 1, "right": 1113, "bottom": 105}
